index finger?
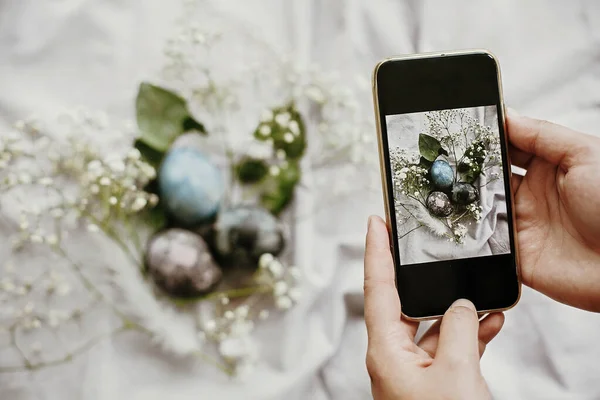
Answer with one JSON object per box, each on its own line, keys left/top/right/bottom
{"left": 364, "top": 215, "right": 417, "bottom": 344}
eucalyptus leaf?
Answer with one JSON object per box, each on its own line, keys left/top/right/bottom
{"left": 136, "top": 83, "right": 192, "bottom": 152}
{"left": 134, "top": 139, "right": 165, "bottom": 170}
{"left": 182, "top": 116, "right": 206, "bottom": 134}
{"left": 418, "top": 133, "right": 445, "bottom": 162}
{"left": 419, "top": 156, "right": 433, "bottom": 169}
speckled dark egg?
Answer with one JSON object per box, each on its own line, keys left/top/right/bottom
{"left": 145, "top": 228, "right": 222, "bottom": 297}
{"left": 426, "top": 191, "right": 454, "bottom": 217}
{"left": 210, "top": 206, "right": 285, "bottom": 268}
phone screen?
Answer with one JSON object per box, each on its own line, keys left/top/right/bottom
{"left": 385, "top": 106, "right": 510, "bottom": 265}
{"left": 374, "top": 51, "right": 520, "bottom": 318}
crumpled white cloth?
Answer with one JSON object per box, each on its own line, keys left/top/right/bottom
{"left": 1, "top": 1, "right": 600, "bottom": 399}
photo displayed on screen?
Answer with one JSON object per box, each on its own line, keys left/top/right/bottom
{"left": 385, "top": 106, "right": 511, "bottom": 266}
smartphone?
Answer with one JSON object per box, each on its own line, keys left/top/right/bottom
{"left": 372, "top": 50, "right": 520, "bottom": 320}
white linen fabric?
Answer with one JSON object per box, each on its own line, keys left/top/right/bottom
{"left": 1, "top": 1, "right": 600, "bottom": 399}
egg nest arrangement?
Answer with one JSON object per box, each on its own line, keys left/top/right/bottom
{"left": 136, "top": 82, "right": 302, "bottom": 300}
{"left": 391, "top": 109, "right": 503, "bottom": 244}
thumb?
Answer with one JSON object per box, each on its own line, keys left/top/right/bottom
{"left": 435, "top": 299, "right": 480, "bottom": 367}
{"left": 506, "top": 110, "right": 592, "bottom": 169}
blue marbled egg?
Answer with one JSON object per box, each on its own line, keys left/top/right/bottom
{"left": 159, "top": 147, "right": 224, "bottom": 226}
{"left": 430, "top": 160, "right": 454, "bottom": 190}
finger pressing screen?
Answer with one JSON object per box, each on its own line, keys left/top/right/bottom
{"left": 434, "top": 299, "right": 480, "bottom": 367}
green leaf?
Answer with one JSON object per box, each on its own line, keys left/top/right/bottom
{"left": 463, "top": 165, "right": 482, "bottom": 184}
{"left": 236, "top": 157, "right": 269, "bottom": 184}
{"left": 260, "top": 162, "right": 301, "bottom": 215}
{"left": 419, "top": 156, "right": 433, "bottom": 169}
{"left": 136, "top": 82, "right": 191, "bottom": 152}
{"left": 134, "top": 139, "right": 165, "bottom": 170}
{"left": 418, "top": 133, "right": 445, "bottom": 162}
{"left": 141, "top": 205, "right": 167, "bottom": 231}
{"left": 182, "top": 116, "right": 206, "bottom": 134}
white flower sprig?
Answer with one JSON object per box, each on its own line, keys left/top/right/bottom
{"left": 0, "top": 112, "right": 304, "bottom": 376}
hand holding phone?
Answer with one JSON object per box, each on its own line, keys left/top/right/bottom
{"left": 364, "top": 214, "right": 503, "bottom": 400}
{"left": 506, "top": 111, "right": 600, "bottom": 312}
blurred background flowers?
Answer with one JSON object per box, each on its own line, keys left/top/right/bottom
{"left": 0, "top": 1, "right": 600, "bottom": 399}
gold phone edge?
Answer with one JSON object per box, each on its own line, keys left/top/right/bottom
{"left": 371, "top": 49, "right": 522, "bottom": 322}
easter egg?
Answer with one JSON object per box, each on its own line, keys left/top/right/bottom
{"left": 451, "top": 182, "right": 479, "bottom": 205}
{"left": 430, "top": 160, "right": 454, "bottom": 190}
{"left": 210, "top": 206, "right": 285, "bottom": 268}
{"left": 145, "top": 228, "right": 222, "bottom": 297}
{"left": 159, "top": 147, "right": 224, "bottom": 226}
{"left": 426, "top": 191, "right": 453, "bottom": 217}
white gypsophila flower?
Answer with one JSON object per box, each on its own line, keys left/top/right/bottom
{"left": 283, "top": 132, "right": 294, "bottom": 143}
{"left": 259, "top": 253, "right": 274, "bottom": 269}
{"left": 305, "top": 86, "right": 325, "bottom": 103}
{"left": 246, "top": 140, "right": 272, "bottom": 160}
{"left": 127, "top": 148, "right": 141, "bottom": 160}
{"left": 130, "top": 197, "right": 148, "bottom": 212}
{"left": 268, "top": 259, "right": 284, "bottom": 278}
{"left": 275, "top": 112, "right": 291, "bottom": 127}
{"left": 269, "top": 165, "right": 280, "bottom": 176}
{"left": 219, "top": 336, "right": 258, "bottom": 364}
{"left": 288, "top": 120, "right": 300, "bottom": 135}
{"left": 258, "top": 125, "right": 271, "bottom": 137}
{"left": 276, "top": 149, "right": 286, "bottom": 160}
{"left": 273, "top": 281, "right": 288, "bottom": 297}
{"left": 276, "top": 296, "right": 293, "bottom": 310}
{"left": 287, "top": 287, "right": 301, "bottom": 302}
{"left": 235, "top": 305, "right": 249, "bottom": 319}
{"left": 87, "top": 224, "right": 100, "bottom": 233}
{"left": 224, "top": 310, "right": 235, "bottom": 320}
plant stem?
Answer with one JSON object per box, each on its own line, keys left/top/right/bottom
{"left": 83, "top": 212, "right": 141, "bottom": 267}
{"left": 201, "top": 285, "right": 272, "bottom": 301}
{"left": 193, "top": 350, "right": 235, "bottom": 376}
{"left": 54, "top": 246, "right": 134, "bottom": 324}
{"left": 0, "top": 324, "right": 129, "bottom": 373}
{"left": 399, "top": 224, "right": 424, "bottom": 239}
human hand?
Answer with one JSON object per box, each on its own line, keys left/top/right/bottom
{"left": 507, "top": 110, "right": 600, "bottom": 311}
{"left": 364, "top": 215, "right": 505, "bottom": 400}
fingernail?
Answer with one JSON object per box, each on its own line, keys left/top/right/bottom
{"left": 367, "top": 215, "right": 374, "bottom": 230}
{"left": 506, "top": 107, "right": 520, "bottom": 117}
{"left": 451, "top": 298, "right": 476, "bottom": 311}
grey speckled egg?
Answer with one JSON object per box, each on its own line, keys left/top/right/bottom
{"left": 451, "top": 182, "right": 479, "bottom": 205}
{"left": 146, "top": 228, "right": 222, "bottom": 297}
{"left": 210, "top": 206, "right": 285, "bottom": 268}
{"left": 426, "top": 191, "right": 453, "bottom": 217}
